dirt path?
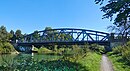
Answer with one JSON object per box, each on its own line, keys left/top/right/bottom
{"left": 101, "top": 54, "right": 114, "bottom": 71}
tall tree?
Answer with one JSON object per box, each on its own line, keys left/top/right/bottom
{"left": 0, "top": 26, "right": 9, "bottom": 42}
{"left": 95, "top": 0, "right": 130, "bottom": 36}
{"left": 44, "top": 27, "right": 53, "bottom": 40}
{"left": 45, "top": 27, "right": 53, "bottom": 35}
{"left": 33, "top": 30, "right": 40, "bottom": 42}
{"left": 9, "top": 30, "right": 16, "bottom": 42}
{"left": 15, "top": 29, "right": 23, "bottom": 40}
{"left": 10, "top": 30, "right": 14, "bottom": 35}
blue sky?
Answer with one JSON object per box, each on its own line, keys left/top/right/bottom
{"left": 0, "top": 0, "right": 111, "bottom": 34}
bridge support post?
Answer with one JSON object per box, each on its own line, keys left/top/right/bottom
{"left": 32, "top": 45, "right": 35, "bottom": 51}
{"left": 109, "top": 33, "right": 114, "bottom": 42}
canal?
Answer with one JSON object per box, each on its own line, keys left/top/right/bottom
{"left": 0, "top": 53, "right": 80, "bottom": 71}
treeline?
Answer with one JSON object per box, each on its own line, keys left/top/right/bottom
{"left": 37, "top": 44, "right": 105, "bottom": 56}
{"left": 0, "top": 26, "right": 56, "bottom": 53}
{"left": 0, "top": 25, "right": 23, "bottom": 54}
{"left": 0, "top": 26, "right": 73, "bottom": 54}
{"left": 0, "top": 26, "right": 23, "bottom": 43}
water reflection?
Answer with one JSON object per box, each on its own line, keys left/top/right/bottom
{"left": 0, "top": 53, "right": 63, "bottom": 65}
{"left": 0, "top": 53, "right": 87, "bottom": 71}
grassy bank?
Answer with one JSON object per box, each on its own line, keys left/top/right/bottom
{"left": 36, "top": 44, "right": 103, "bottom": 71}
{"left": 0, "top": 51, "right": 102, "bottom": 71}
{"left": 0, "top": 44, "right": 103, "bottom": 71}
{"left": 77, "top": 52, "right": 101, "bottom": 71}
{"left": 107, "top": 41, "right": 130, "bottom": 71}
{"left": 108, "top": 52, "right": 130, "bottom": 71}
{"left": 62, "top": 51, "right": 102, "bottom": 71}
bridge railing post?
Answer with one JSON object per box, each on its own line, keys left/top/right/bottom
{"left": 96, "top": 32, "right": 98, "bottom": 42}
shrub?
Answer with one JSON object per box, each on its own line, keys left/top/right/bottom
{"left": 111, "top": 41, "right": 130, "bottom": 64}
{"left": 64, "top": 48, "right": 72, "bottom": 55}
{"left": 0, "top": 42, "right": 15, "bottom": 54}
{"left": 0, "top": 42, "right": 4, "bottom": 54}
{"left": 72, "top": 45, "right": 82, "bottom": 53}
{"left": 38, "top": 46, "right": 53, "bottom": 54}
{"left": 90, "top": 44, "right": 105, "bottom": 54}
{"left": 121, "top": 42, "right": 130, "bottom": 62}
{"left": 112, "top": 45, "right": 122, "bottom": 55}
{"left": 54, "top": 45, "right": 58, "bottom": 51}
{"left": 3, "top": 42, "right": 15, "bottom": 52}
{"left": 33, "top": 47, "right": 38, "bottom": 51}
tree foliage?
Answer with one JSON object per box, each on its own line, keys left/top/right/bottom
{"left": 0, "top": 26, "right": 12, "bottom": 42}
{"left": 15, "top": 29, "right": 23, "bottom": 40}
{"left": 9, "top": 30, "right": 16, "bottom": 42}
{"left": 0, "top": 26, "right": 16, "bottom": 53}
{"left": 95, "top": 0, "right": 130, "bottom": 35}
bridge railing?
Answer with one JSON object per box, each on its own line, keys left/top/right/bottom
{"left": 108, "top": 33, "right": 130, "bottom": 42}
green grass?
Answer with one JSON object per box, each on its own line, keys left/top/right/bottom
{"left": 38, "top": 47, "right": 53, "bottom": 54}
{"left": 77, "top": 52, "right": 102, "bottom": 71}
{"left": 37, "top": 45, "right": 103, "bottom": 71}
{"left": 108, "top": 52, "right": 130, "bottom": 71}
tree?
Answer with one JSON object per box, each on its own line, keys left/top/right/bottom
{"left": 44, "top": 27, "right": 53, "bottom": 41}
{"left": 95, "top": 0, "right": 130, "bottom": 43}
{"left": 10, "top": 30, "right": 14, "bottom": 35}
{"left": 33, "top": 30, "right": 40, "bottom": 42}
{"left": 95, "top": 0, "right": 130, "bottom": 36}
{"left": 0, "top": 26, "right": 16, "bottom": 53}
{"left": 15, "top": 29, "right": 23, "bottom": 40}
{"left": 33, "top": 31, "right": 39, "bottom": 38}
{"left": 0, "top": 26, "right": 9, "bottom": 42}
{"left": 9, "top": 30, "right": 16, "bottom": 42}
{"left": 45, "top": 27, "right": 53, "bottom": 35}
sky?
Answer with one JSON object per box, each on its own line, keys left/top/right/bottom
{"left": 0, "top": 0, "right": 112, "bottom": 34}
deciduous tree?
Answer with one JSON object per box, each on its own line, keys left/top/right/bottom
{"left": 95, "top": 0, "right": 130, "bottom": 35}
{"left": 15, "top": 29, "right": 23, "bottom": 40}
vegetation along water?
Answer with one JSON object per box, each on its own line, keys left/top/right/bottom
{"left": 0, "top": 26, "right": 105, "bottom": 71}
{"left": 1, "top": 0, "right": 130, "bottom": 71}
{"left": 1, "top": 25, "right": 130, "bottom": 71}
{"left": 0, "top": 43, "right": 103, "bottom": 71}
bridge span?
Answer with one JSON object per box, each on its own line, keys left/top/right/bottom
{"left": 15, "top": 28, "right": 111, "bottom": 52}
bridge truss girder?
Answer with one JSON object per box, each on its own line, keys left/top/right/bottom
{"left": 18, "top": 28, "right": 109, "bottom": 45}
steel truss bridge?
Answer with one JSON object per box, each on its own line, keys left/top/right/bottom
{"left": 17, "top": 28, "right": 110, "bottom": 48}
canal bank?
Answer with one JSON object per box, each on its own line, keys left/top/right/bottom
{"left": 0, "top": 47, "right": 102, "bottom": 71}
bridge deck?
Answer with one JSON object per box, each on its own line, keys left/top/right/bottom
{"left": 17, "top": 41, "right": 110, "bottom": 47}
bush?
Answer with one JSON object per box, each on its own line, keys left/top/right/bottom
{"left": 38, "top": 46, "right": 53, "bottom": 54}
{"left": 112, "top": 45, "right": 122, "bottom": 55}
{"left": 33, "top": 47, "right": 39, "bottom": 51}
{"left": 64, "top": 48, "right": 72, "bottom": 55}
{"left": 0, "top": 42, "right": 15, "bottom": 54}
{"left": 110, "top": 41, "right": 130, "bottom": 64}
{"left": 90, "top": 44, "right": 105, "bottom": 54}
{"left": 121, "top": 42, "right": 130, "bottom": 62}
{"left": 0, "top": 42, "right": 4, "bottom": 54}
{"left": 72, "top": 45, "right": 81, "bottom": 53}
{"left": 3, "top": 42, "right": 15, "bottom": 52}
